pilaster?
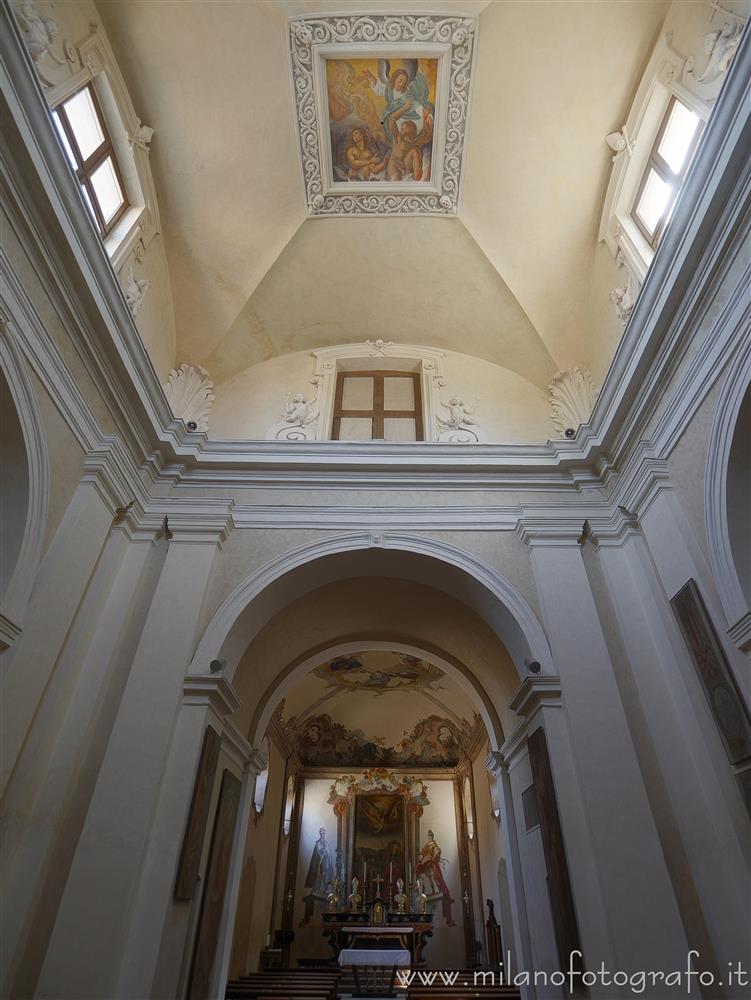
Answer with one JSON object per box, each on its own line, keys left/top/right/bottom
{"left": 37, "top": 517, "right": 229, "bottom": 999}
{"left": 518, "top": 520, "right": 690, "bottom": 993}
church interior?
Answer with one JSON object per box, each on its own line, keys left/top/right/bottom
{"left": 1, "top": 1, "right": 750, "bottom": 999}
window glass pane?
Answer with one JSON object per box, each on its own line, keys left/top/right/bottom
{"left": 636, "top": 169, "right": 672, "bottom": 236}
{"left": 341, "top": 376, "right": 374, "bottom": 410}
{"left": 62, "top": 87, "right": 105, "bottom": 161}
{"left": 658, "top": 100, "right": 700, "bottom": 175}
{"left": 90, "top": 156, "right": 124, "bottom": 224}
{"left": 384, "top": 376, "right": 415, "bottom": 410}
{"left": 384, "top": 417, "right": 416, "bottom": 441}
{"left": 52, "top": 110, "right": 78, "bottom": 169}
{"left": 338, "top": 417, "right": 372, "bottom": 440}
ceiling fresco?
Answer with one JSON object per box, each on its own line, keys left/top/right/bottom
{"left": 275, "top": 648, "right": 482, "bottom": 768}
{"left": 293, "top": 711, "right": 476, "bottom": 767}
{"left": 312, "top": 651, "right": 445, "bottom": 693}
{"left": 289, "top": 11, "right": 476, "bottom": 216}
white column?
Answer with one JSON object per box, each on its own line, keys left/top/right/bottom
{"left": 36, "top": 521, "right": 228, "bottom": 1000}
{"left": 593, "top": 504, "right": 750, "bottom": 994}
{"left": 521, "top": 524, "right": 690, "bottom": 992}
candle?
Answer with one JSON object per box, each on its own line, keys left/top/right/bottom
{"left": 409, "top": 861, "right": 412, "bottom": 884}
{"left": 389, "top": 861, "right": 393, "bottom": 890}
{"left": 363, "top": 860, "right": 366, "bottom": 883}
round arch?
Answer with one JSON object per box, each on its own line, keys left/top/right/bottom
{"left": 189, "top": 532, "right": 552, "bottom": 679}
{"left": 706, "top": 338, "right": 751, "bottom": 629}
{"left": 0, "top": 331, "right": 49, "bottom": 649}
{"left": 248, "top": 638, "right": 506, "bottom": 753}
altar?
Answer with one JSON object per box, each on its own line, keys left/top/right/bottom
{"left": 322, "top": 914, "right": 433, "bottom": 966}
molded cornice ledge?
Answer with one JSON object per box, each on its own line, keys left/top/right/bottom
{"left": 583, "top": 508, "right": 641, "bottom": 549}
{"left": 140, "top": 498, "right": 233, "bottom": 544}
{"left": 509, "top": 675, "right": 563, "bottom": 718}
{"left": 515, "top": 517, "right": 584, "bottom": 549}
{"left": 182, "top": 674, "right": 242, "bottom": 718}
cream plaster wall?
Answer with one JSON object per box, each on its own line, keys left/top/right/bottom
{"left": 462, "top": 0, "right": 671, "bottom": 374}
{"left": 96, "top": 0, "right": 305, "bottom": 369}
{"left": 208, "top": 343, "right": 555, "bottom": 443}
{"left": 203, "top": 219, "right": 556, "bottom": 389}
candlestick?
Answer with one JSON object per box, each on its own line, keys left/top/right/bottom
{"left": 389, "top": 861, "right": 393, "bottom": 893}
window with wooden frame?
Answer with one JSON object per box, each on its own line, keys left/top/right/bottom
{"left": 632, "top": 96, "right": 703, "bottom": 248}
{"left": 332, "top": 371, "right": 424, "bottom": 441}
{"left": 51, "top": 82, "right": 128, "bottom": 237}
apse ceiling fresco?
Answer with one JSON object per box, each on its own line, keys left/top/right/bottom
{"left": 312, "top": 651, "right": 445, "bottom": 693}
{"left": 278, "top": 649, "right": 482, "bottom": 768}
{"left": 289, "top": 11, "right": 476, "bottom": 216}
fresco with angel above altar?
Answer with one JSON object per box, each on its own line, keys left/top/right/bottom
{"left": 325, "top": 57, "right": 437, "bottom": 184}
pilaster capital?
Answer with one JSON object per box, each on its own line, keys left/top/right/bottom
{"left": 509, "top": 674, "right": 562, "bottom": 718}
{"left": 81, "top": 436, "right": 145, "bottom": 515}
{"left": 142, "top": 498, "right": 233, "bottom": 546}
{"left": 611, "top": 442, "right": 672, "bottom": 520}
{"left": 583, "top": 507, "right": 640, "bottom": 548}
{"left": 248, "top": 745, "right": 270, "bottom": 776}
{"left": 484, "top": 749, "right": 505, "bottom": 778}
{"left": 182, "top": 673, "right": 241, "bottom": 717}
{"left": 515, "top": 517, "right": 584, "bottom": 549}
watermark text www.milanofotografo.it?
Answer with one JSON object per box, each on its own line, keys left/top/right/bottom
{"left": 396, "top": 951, "right": 750, "bottom": 995}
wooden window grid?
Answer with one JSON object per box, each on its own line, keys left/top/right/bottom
{"left": 52, "top": 82, "right": 128, "bottom": 238}
{"left": 331, "top": 370, "right": 424, "bottom": 441}
{"left": 631, "top": 95, "right": 704, "bottom": 249}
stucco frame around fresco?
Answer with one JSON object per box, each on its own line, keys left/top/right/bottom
{"left": 288, "top": 12, "right": 478, "bottom": 216}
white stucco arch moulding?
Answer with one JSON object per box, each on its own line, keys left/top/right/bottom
{"left": 0, "top": 323, "right": 50, "bottom": 649}
{"left": 705, "top": 333, "right": 751, "bottom": 647}
{"left": 188, "top": 531, "right": 553, "bottom": 682}
{"left": 249, "top": 639, "right": 505, "bottom": 753}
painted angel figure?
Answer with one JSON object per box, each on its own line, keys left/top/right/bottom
{"left": 363, "top": 60, "right": 434, "bottom": 144}
{"left": 438, "top": 397, "right": 476, "bottom": 430}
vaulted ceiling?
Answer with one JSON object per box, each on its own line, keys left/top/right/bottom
{"left": 97, "top": 0, "right": 671, "bottom": 388}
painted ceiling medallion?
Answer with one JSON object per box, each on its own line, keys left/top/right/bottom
{"left": 289, "top": 12, "right": 477, "bottom": 217}
{"left": 312, "top": 651, "right": 445, "bottom": 693}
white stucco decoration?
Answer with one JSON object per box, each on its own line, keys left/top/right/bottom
{"left": 163, "top": 363, "right": 215, "bottom": 433}
{"left": 605, "top": 128, "right": 631, "bottom": 161}
{"left": 548, "top": 368, "right": 599, "bottom": 438}
{"left": 310, "top": 341, "right": 447, "bottom": 441}
{"left": 288, "top": 12, "right": 477, "bottom": 217}
{"left": 121, "top": 261, "right": 150, "bottom": 317}
{"left": 610, "top": 249, "right": 640, "bottom": 325}
{"left": 683, "top": 6, "right": 746, "bottom": 92}
{"left": 436, "top": 396, "right": 485, "bottom": 443}
{"left": 266, "top": 389, "right": 320, "bottom": 441}
{"left": 12, "top": 1, "right": 69, "bottom": 85}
